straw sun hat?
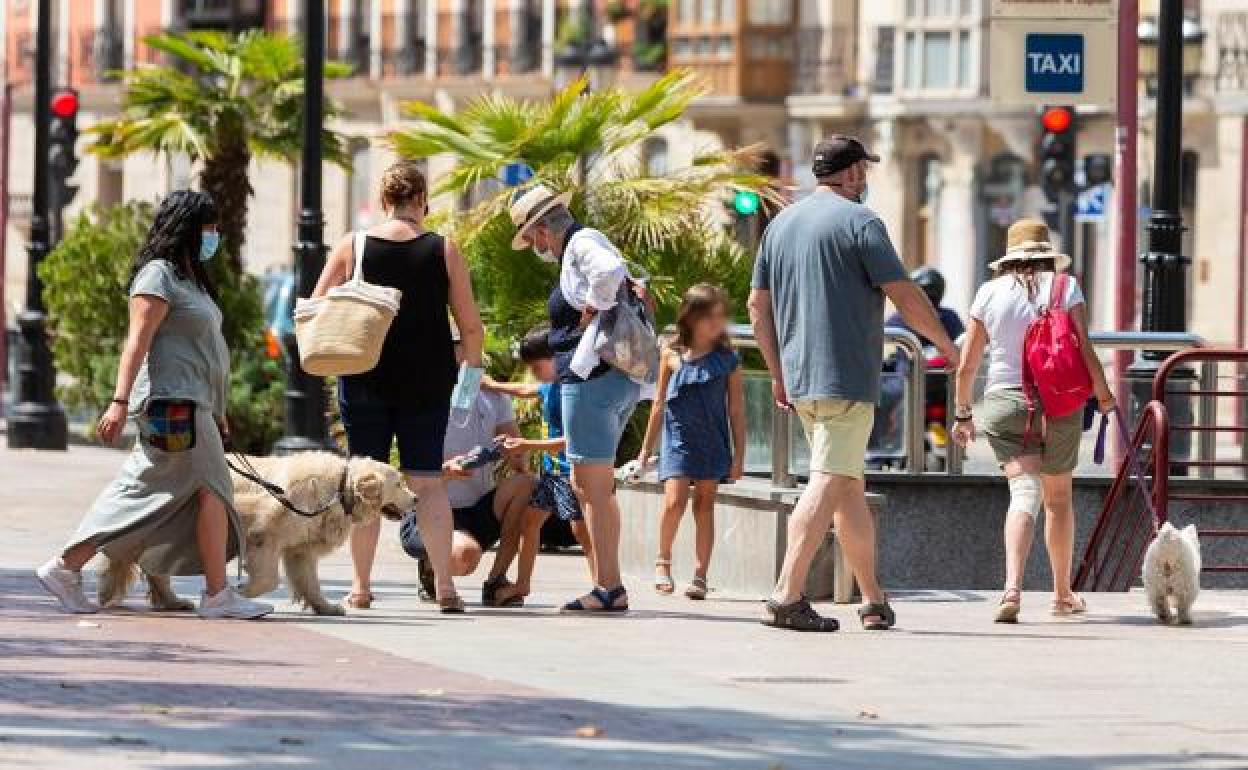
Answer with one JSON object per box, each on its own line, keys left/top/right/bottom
{"left": 988, "top": 218, "right": 1072, "bottom": 272}
{"left": 509, "top": 184, "right": 573, "bottom": 250}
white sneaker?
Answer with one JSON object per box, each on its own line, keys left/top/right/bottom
{"left": 36, "top": 558, "right": 99, "bottom": 614}
{"left": 196, "top": 586, "right": 273, "bottom": 620}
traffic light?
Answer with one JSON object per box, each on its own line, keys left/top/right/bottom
{"left": 1038, "top": 106, "right": 1075, "bottom": 204}
{"left": 732, "top": 190, "right": 761, "bottom": 216}
{"left": 48, "top": 88, "right": 80, "bottom": 213}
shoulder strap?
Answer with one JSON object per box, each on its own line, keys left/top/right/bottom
{"left": 1047, "top": 272, "right": 1068, "bottom": 313}
{"left": 350, "top": 231, "right": 368, "bottom": 284}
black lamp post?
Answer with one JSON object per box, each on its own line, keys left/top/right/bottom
{"left": 1129, "top": 0, "right": 1193, "bottom": 467}
{"left": 274, "top": 0, "right": 329, "bottom": 454}
{"left": 7, "top": 0, "right": 67, "bottom": 451}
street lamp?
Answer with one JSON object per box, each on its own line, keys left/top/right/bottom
{"left": 274, "top": 0, "right": 329, "bottom": 454}
{"left": 7, "top": 0, "right": 68, "bottom": 451}
{"left": 1128, "top": 0, "right": 1195, "bottom": 469}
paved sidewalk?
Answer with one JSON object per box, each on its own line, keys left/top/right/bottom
{"left": 2, "top": 444, "right": 1247, "bottom": 769}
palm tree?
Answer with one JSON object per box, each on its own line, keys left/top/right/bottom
{"left": 389, "top": 71, "right": 773, "bottom": 341}
{"left": 87, "top": 30, "right": 352, "bottom": 272}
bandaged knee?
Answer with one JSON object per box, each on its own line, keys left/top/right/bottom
{"left": 1008, "top": 474, "right": 1044, "bottom": 518}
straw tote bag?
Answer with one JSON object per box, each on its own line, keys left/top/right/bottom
{"left": 294, "top": 231, "right": 402, "bottom": 377}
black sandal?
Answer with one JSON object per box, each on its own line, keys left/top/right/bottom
{"left": 560, "top": 585, "right": 629, "bottom": 614}
{"left": 857, "top": 601, "right": 896, "bottom": 631}
{"left": 761, "top": 597, "right": 839, "bottom": 632}
{"left": 482, "top": 575, "right": 524, "bottom": 608}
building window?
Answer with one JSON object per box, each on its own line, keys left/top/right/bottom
{"left": 721, "top": 0, "right": 737, "bottom": 23}
{"left": 679, "top": 0, "right": 696, "bottom": 23}
{"left": 957, "top": 30, "right": 972, "bottom": 87}
{"left": 717, "top": 36, "right": 735, "bottom": 59}
{"left": 899, "top": 2, "right": 979, "bottom": 94}
{"left": 702, "top": 0, "right": 717, "bottom": 24}
{"left": 748, "top": 0, "right": 791, "bottom": 25}
{"left": 904, "top": 31, "right": 919, "bottom": 89}
{"left": 922, "top": 31, "right": 952, "bottom": 88}
{"left": 872, "top": 27, "right": 896, "bottom": 94}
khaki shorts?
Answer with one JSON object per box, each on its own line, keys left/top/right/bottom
{"left": 795, "top": 398, "right": 875, "bottom": 479}
{"left": 980, "top": 388, "right": 1083, "bottom": 475}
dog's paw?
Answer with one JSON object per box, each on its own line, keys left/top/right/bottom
{"left": 311, "top": 602, "right": 347, "bottom": 617}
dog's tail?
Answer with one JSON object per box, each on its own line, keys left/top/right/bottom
{"left": 97, "top": 556, "right": 139, "bottom": 608}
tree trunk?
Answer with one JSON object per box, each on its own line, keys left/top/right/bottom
{"left": 199, "top": 114, "right": 253, "bottom": 274}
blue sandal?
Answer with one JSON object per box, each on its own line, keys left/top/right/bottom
{"left": 560, "top": 585, "right": 629, "bottom": 614}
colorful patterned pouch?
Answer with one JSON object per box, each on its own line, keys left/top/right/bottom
{"left": 143, "top": 399, "right": 197, "bottom": 452}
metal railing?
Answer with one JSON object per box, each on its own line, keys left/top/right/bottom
{"left": 728, "top": 324, "right": 925, "bottom": 487}
{"left": 731, "top": 324, "right": 1216, "bottom": 485}
{"left": 1074, "top": 400, "right": 1169, "bottom": 592}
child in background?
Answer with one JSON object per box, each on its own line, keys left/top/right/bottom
{"left": 483, "top": 327, "right": 594, "bottom": 606}
{"left": 637, "top": 284, "right": 746, "bottom": 600}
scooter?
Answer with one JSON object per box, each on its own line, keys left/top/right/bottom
{"left": 865, "top": 345, "right": 950, "bottom": 472}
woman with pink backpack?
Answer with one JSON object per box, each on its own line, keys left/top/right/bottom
{"left": 953, "top": 219, "right": 1115, "bottom": 623}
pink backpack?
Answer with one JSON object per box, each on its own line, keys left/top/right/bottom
{"left": 1021, "top": 273, "right": 1092, "bottom": 443}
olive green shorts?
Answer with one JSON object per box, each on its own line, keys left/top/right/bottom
{"left": 979, "top": 388, "right": 1083, "bottom": 475}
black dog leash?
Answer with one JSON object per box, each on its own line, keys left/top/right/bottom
{"left": 227, "top": 452, "right": 350, "bottom": 518}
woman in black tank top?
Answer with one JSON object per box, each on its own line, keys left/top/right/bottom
{"left": 312, "top": 160, "right": 484, "bottom": 614}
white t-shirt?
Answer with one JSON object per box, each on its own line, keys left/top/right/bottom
{"left": 443, "top": 390, "right": 515, "bottom": 509}
{"left": 969, "top": 272, "right": 1085, "bottom": 393}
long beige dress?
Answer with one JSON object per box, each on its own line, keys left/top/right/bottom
{"left": 67, "top": 259, "right": 242, "bottom": 576}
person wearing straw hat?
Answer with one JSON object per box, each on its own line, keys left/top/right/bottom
{"left": 509, "top": 183, "right": 641, "bottom": 613}
{"left": 953, "top": 218, "right": 1114, "bottom": 623}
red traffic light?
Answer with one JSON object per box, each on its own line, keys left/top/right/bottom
{"left": 50, "top": 89, "right": 79, "bottom": 119}
{"left": 1041, "top": 106, "right": 1073, "bottom": 134}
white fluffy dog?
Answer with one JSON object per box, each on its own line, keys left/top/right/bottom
{"left": 1141, "top": 522, "right": 1201, "bottom": 625}
{"left": 99, "top": 453, "right": 414, "bottom": 616}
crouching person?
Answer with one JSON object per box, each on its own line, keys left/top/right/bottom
{"left": 481, "top": 327, "right": 595, "bottom": 606}
{"left": 36, "top": 191, "right": 271, "bottom": 620}
{"left": 398, "top": 379, "right": 536, "bottom": 609}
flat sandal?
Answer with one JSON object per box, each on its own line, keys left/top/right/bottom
{"left": 654, "top": 559, "right": 675, "bottom": 595}
{"left": 995, "top": 588, "right": 1022, "bottom": 624}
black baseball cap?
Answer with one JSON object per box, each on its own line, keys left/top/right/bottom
{"left": 811, "top": 135, "right": 880, "bottom": 177}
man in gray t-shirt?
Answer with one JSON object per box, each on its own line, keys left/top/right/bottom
{"left": 748, "top": 135, "right": 958, "bottom": 633}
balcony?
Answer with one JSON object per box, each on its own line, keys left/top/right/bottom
{"left": 379, "top": 12, "right": 429, "bottom": 77}
{"left": 325, "top": 14, "right": 371, "bottom": 77}
{"left": 78, "top": 28, "right": 125, "bottom": 83}
{"left": 435, "top": 11, "right": 485, "bottom": 77}
{"left": 792, "top": 26, "right": 855, "bottom": 97}
{"left": 668, "top": 0, "right": 793, "bottom": 103}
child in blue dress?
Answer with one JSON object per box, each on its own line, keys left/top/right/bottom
{"left": 637, "top": 284, "right": 746, "bottom": 600}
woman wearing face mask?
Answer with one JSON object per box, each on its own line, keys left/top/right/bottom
{"left": 313, "top": 160, "right": 485, "bottom": 614}
{"left": 507, "top": 184, "right": 642, "bottom": 613}
{"left": 36, "top": 190, "right": 271, "bottom": 620}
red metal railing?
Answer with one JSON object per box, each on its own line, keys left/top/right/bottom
{"left": 1074, "top": 401, "right": 1169, "bottom": 592}
{"left": 1153, "top": 349, "right": 1248, "bottom": 573}
{"left": 1076, "top": 348, "right": 1248, "bottom": 590}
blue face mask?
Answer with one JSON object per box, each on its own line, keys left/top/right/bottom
{"left": 199, "top": 231, "right": 221, "bottom": 262}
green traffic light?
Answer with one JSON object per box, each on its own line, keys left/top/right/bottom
{"left": 733, "top": 190, "right": 761, "bottom": 216}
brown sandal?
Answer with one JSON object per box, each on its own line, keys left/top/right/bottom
{"left": 1051, "top": 593, "right": 1087, "bottom": 616}
{"left": 995, "top": 588, "right": 1022, "bottom": 624}
{"left": 438, "top": 595, "right": 466, "bottom": 614}
{"left": 345, "top": 592, "right": 374, "bottom": 610}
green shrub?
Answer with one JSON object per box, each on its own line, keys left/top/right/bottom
{"left": 39, "top": 201, "right": 285, "bottom": 453}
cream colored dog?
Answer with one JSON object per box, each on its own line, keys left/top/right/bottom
{"left": 98, "top": 453, "right": 413, "bottom": 615}
{"left": 1142, "top": 522, "right": 1201, "bottom": 625}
